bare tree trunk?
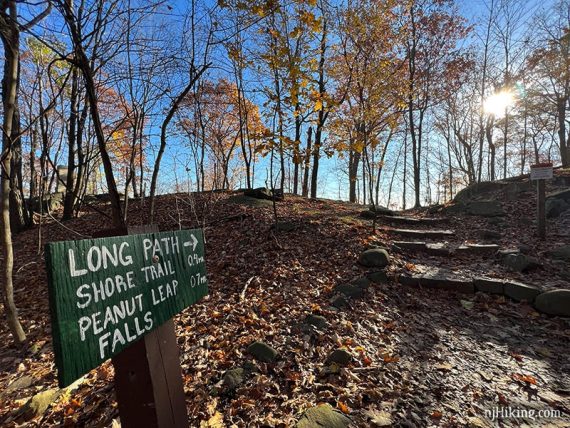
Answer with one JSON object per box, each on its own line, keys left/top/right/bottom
{"left": 302, "top": 127, "right": 312, "bottom": 197}
{"left": 348, "top": 142, "right": 360, "bottom": 203}
{"left": 403, "top": 131, "right": 408, "bottom": 210}
{"left": 29, "top": 126, "right": 38, "bottom": 199}
{"left": 486, "top": 116, "right": 495, "bottom": 180}
{"left": 59, "top": 0, "right": 124, "bottom": 227}
{"left": 557, "top": 98, "right": 569, "bottom": 167}
{"left": 149, "top": 65, "right": 209, "bottom": 222}
{"left": 0, "top": 1, "right": 27, "bottom": 343}
{"left": 63, "top": 67, "right": 79, "bottom": 220}
{"left": 292, "top": 110, "right": 301, "bottom": 194}
{"left": 310, "top": 16, "right": 328, "bottom": 199}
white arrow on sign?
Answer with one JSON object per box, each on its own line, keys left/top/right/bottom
{"left": 183, "top": 234, "right": 198, "bottom": 251}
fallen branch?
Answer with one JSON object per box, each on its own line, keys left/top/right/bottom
{"left": 240, "top": 276, "right": 258, "bottom": 301}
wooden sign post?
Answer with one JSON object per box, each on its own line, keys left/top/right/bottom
{"left": 530, "top": 163, "right": 553, "bottom": 240}
{"left": 45, "top": 226, "right": 208, "bottom": 427}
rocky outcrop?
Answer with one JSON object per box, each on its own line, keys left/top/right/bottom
{"left": 244, "top": 187, "right": 283, "bottom": 201}
{"left": 545, "top": 198, "right": 569, "bottom": 218}
{"left": 465, "top": 200, "right": 505, "bottom": 217}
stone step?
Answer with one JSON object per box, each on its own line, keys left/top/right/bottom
{"left": 397, "top": 266, "right": 473, "bottom": 293}
{"left": 456, "top": 244, "right": 500, "bottom": 255}
{"left": 392, "top": 241, "right": 452, "bottom": 256}
{"left": 392, "top": 264, "right": 568, "bottom": 317}
{"left": 384, "top": 228, "right": 455, "bottom": 239}
{"left": 378, "top": 215, "right": 448, "bottom": 225}
{"left": 392, "top": 241, "right": 501, "bottom": 257}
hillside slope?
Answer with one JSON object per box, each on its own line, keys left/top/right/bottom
{"left": 0, "top": 175, "right": 569, "bottom": 427}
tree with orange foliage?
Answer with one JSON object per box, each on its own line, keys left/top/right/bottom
{"left": 402, "top": 0, "right": 471, "bottom": 207}
{"left": 178, "top": 79, "right": 268, "bottom": 190}
{"left": 329, "top": 0, "right": 405, "bottom": 204}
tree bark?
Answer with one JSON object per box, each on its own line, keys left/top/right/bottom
{"left": 59, "top": 1, "right": 124, "bottom": 228}
{"left": 302, "top": 127, "right": 312, "bottom": 197}
{"left": 149, "top": 65, "right": 209, "bottom": 222}
{"left": 0, "top": 1, "right": 27, "bottom": 343}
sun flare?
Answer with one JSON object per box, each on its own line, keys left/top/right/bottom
{"left": 484, "top": 90, "right": 515, "bottom": 118}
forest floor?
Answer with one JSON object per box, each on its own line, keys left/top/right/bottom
{"left": 1, "top": 175, "right": 570, "bottom": 427}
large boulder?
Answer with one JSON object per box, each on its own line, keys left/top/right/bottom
{"left": 546, "top": 198, "right": 570, "bottom": 218}
{"left": 358, "top": 249, "right": 390, "bottom": 268}
{"left": 534, "top": 290, "right": 570, "bottom": 317}
{"left": 466, "top": 200, "right": 505, "bottom": 217}
{"left": 546, "top": 189, "right": 570, "bottom": 204}
{"left": 29, "top": 192, "right": 64, "bottom": 213}
{"left": 296, "top": 404, "right": 351, "bottom": 428}
{"left": 504, "top": 181, "right": 533, "bottom": 200}
{"left": 369, "top": 205, "right": 394, "bottom": 216}
{"left": 454, "top": 182, "right": 507, "bottom": 203}
{"left": 244, "top": 187, "right": 283, "bottom": 201}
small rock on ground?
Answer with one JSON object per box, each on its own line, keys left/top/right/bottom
{"left": 247, "top": 341, "right": 279, "bottom": 363}
{"left": 223, "top": 367, "right": 245, "bottom": 390}
{"left": 334, "top": 283, "right": 365, "bottom": 298}
{"left": 351, "top": 277, "right": 371, "bottom": 289}
{"left": 367, "top": 271, "right": 389, "bottom": 283}
{"left": 3, "top": 376, "right": 33, "bottom": 395}
{"left": 358, "top": 249, "right": 390, "bottom": 268}
{"left": 500, "top": 253, "right": 541, "bottom": 272}
{"left": 326, "top": 348, "right": 352, "bottom": 366}
{"left": 547, "top": 245, "right": 570, "bottom": 261}
{"left": 16, "top": 388, "right": 60, "bottom": 422}
{"left": 305, "top": 314, "right": 329, "bottom": 329}
{"left": 296, "top": 404, "right": 351, "bottom": 428}
{"left": 330, "top": 295, "right": 349, "bottom": 309}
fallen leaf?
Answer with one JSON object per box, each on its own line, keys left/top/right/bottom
{"left": 337, "top": 401, "right": 350, "bottom": 414}
{"left": 382, "top": 354, "right": 400, "bottom": 363}
{"left": 364, "top": 408, "right": 392, "bottom": 426}
{"left": 512, "top": 373, "right": 537, "bottom": 385}
{"left": 200, "top": 411, "right": 224, "bottom": 428}
{"left": 431, "top": 410, "right": 443, "bottom": 419}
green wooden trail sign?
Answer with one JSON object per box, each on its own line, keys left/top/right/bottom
{"left": 46, "top": 229, "right": 208, "bottom": 387}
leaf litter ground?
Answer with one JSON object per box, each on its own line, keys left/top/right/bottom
{"left": 0, "top": 192, "right": 569, "bottom": 427}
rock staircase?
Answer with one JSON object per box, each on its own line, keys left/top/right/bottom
{"left": 352, "top": 211, "right": 570, "bottom": 318}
